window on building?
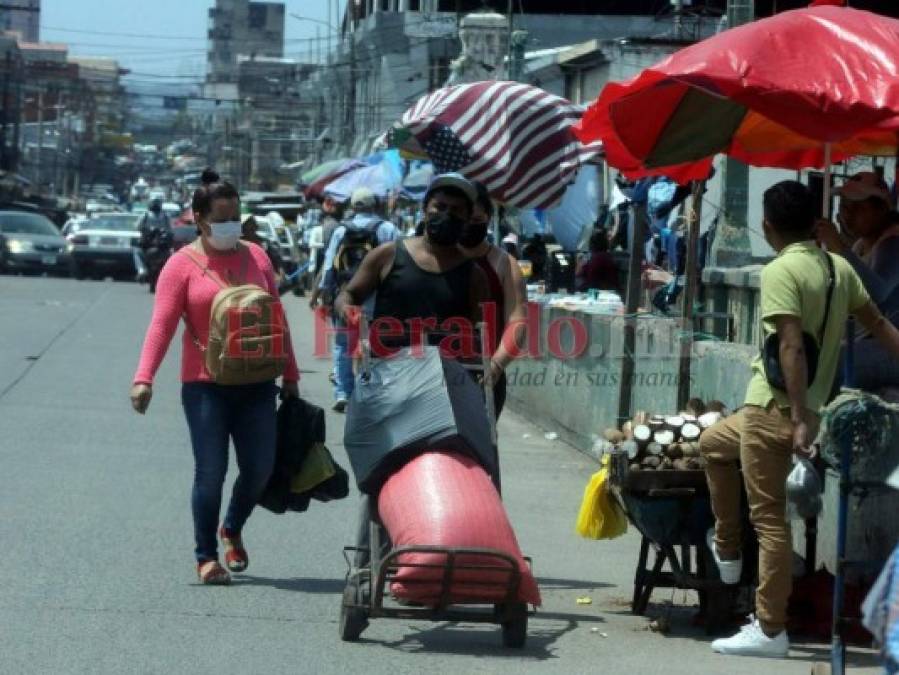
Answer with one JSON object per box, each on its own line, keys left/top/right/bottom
{"left": 248, "top": 4, "right": 267, "bottom": 29}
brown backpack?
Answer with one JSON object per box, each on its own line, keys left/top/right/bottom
{"left": 184, "top": 244, "right": 288, "bottom": 385}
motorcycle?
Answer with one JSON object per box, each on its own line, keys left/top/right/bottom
{"left": 142, "top": 229, "right": 174, "bottom": 294}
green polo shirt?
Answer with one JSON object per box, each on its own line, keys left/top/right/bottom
{"left": 745, "top": 241, "right": 870, "bottom": 414}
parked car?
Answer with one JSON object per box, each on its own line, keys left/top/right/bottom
{"left": 0, "top": 210, "right": 72, "bottom": 275}
{"left": 67, "top": 212, "right": 142, "bottom": 280}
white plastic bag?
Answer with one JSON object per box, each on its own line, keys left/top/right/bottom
{"left": 785, "top": 457, "right": 823, "bottom": 521}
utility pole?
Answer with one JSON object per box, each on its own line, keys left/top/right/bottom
{"left": 710, "top": 0, "right": 755, "bottom": 267}
{"left": 34, "top": 89, "right": 43, "bottom": 191}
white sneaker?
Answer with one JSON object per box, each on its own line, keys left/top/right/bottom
{"left": 707, "top": 528, "right": 742, "bottom": 585}
{"left": 711, "top": 617, "right": 789, "bottom": 658}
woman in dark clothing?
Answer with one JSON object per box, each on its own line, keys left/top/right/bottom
{"left": 576, "top": 229, "right": 621, "bottom": 294}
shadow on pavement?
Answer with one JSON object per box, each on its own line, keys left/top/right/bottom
{"left": 235, "top": 575, "right": 346, "bottom": 594}
{"left": 790, "top": 644, "right": 881, "bottom": 669}
{"left": 373, "top": 618, "right": 578, "bottom": 660}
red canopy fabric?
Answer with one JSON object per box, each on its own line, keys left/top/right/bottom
{"left": 574, "top": 6, "right": 899, "bottom": 182}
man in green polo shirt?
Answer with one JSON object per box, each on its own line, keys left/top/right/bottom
{"left": 700, "top": 180, "right": 899, "bottom": 658}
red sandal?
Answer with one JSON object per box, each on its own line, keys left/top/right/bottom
{"left": 197, "top": 560, "right": 231, "bottom": 585}
{"left": 219, "top": 526, "right": 248, "bottom": 573}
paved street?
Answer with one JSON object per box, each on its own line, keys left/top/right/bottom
{"left": 0, "top": 275, "right": 880, "bottom": 674}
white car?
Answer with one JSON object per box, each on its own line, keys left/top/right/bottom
{"left": 67, "top": 212, "right": 142, "bottom": 280}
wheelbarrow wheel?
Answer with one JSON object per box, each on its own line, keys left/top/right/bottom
{"left": 339, "top": 574, "right": 369, "bottom": 642}
{"left": 500, "top": 602, "right": 528, "bottom": 648}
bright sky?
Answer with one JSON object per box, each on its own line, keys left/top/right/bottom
{"left": 41, "top": 0, "right": 345, "bottom": 91}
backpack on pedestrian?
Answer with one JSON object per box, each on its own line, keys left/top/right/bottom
{"left": 333, "top": 222, "right": 381, "bottom": 288}
{"left": 183, "top": 244, "right": 289, "bottom": 385}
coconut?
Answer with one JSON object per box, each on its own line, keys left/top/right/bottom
{"left": 679, "top": 441, "right": 701, "bottom": 457}
{"left": 698, "top": 411, "right": 723, "bottom": 430}
{"left": 664, "top": 415, "right": 685, "bottom": 436}
{"left": 686, "top": 397, "right": 707, "bottom": 416}
{"left": 633, "top": 424, "right": 652, "bottom": 445}
{"left": 629, "top": 462, "right": 642, "bottom": 473}
{"left": 705, "top": 400, "right": 729, "bottom": 415}
{"left": 603, "top": 428, "right": 625, "bottom": 444}
{"left": 646, "top": 441, "right": 664, "bottom": 456}
{"left": 660, "top": 458, "right": 675, "bottom": 470}
{"left": 679, "top": 413, "right": 698, "bottom": 423}
{"left": 641, "top": 455, "right": 662, "bottom": 469}
{"left": 681, "top": 422, "right": 701, "bottom": 441}
{"left": 592, "top": 438, "right": 615, "bottom": 457}
{"left": 620, "top": 439, "right": 640, "bottom": 460}
{"left": 665, "top": 443, "right": 684, "bottom": 460}
{"left": 673, "top": 458, "right": 692, "bottom": 471}
{"left": 653, "top": 429, "right": 676, "bottom": 448}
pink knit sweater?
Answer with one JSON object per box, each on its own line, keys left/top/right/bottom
{"left": 133, "top": 242, "right": 300, "bottom": 385}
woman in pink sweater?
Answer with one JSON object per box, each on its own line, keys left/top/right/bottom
{"left": 130, "top": 171, "right": 300, "bottom": 585}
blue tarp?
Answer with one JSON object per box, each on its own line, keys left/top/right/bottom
{"left": 518, "top": 165, "right": 601, "bottom": 251}
{"left": 323, "top": 149, "right": 405, "bottom": 200}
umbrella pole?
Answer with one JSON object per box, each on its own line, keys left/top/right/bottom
{"left": 677, "top": 180, "right": 705, "bottom": 410}
{"left": 823, "top": 142, "right": 833, "bottom": 220}
{"left": 616, "top": 201, "right": 649, "bottom": 428}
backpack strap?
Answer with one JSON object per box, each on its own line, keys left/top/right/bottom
{"left": 818, "top": 251, "right": 836, "bottom": 345}
{"left": 182, "top": 244, "right": 229, "bottom": 290}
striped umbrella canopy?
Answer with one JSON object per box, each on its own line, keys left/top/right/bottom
{"left": 300, "top": 158, "right": 361, "bottom": 186}
{"left": 390, "top": 81, "right": 603, "bottom": 210}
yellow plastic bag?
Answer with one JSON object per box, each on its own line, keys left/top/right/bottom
{"left": 575, "top": 455, "right": 627, "bottom": 540}
{"left": 290, "top": 442, "right": 337, "bottom": 495}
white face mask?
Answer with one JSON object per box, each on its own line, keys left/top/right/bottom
{"left": 208, "top": 221, "right": 242, "bottom": 250}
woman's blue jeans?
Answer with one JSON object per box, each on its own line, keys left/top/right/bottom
{"left": 181, "top": 381, "right": 277, "bottom": 563}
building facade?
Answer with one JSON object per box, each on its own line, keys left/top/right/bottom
{"left": 206, "top": 0, "right": 285, "bottom": 85}
{"left": 0, "top": 0, "right": 39, "bottom": 43}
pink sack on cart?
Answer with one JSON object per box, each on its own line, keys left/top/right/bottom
{"left": 377, "top": 451, "right": 541, "bottom": 607}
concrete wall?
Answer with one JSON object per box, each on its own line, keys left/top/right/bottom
{"left": 505, "top": 306, "right": 756, "bottom": 456}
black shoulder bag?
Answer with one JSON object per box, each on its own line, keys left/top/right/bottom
{"left": 762, "top": 252, "right": 835, "bottom": 391}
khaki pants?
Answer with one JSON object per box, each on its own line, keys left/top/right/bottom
{"left": 700, "top": 403, "right": 818, "bottom": 634}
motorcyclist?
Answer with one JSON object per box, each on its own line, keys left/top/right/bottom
{"left": 138, "top": 199, "right": 174, "bottom": 293}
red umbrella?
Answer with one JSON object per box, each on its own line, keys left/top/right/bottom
{"left": 574, "top": 5, "right": 899, "bottom": 183}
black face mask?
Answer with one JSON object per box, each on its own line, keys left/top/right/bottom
{"left": 459, "top": 221, "right": 488, "bottom": 249}
{"left": 425, "top": 211, "right": 464, "bottom": 246}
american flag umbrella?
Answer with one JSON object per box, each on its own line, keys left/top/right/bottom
{"left": 390, "top": 81, "right": 603, "bottom": 210}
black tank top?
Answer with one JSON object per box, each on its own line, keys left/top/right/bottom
{"left": 373, "top": 239, "right": 474, "bottom": 333}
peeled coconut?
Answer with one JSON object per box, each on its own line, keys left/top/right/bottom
{"left": 698, "top": 411, "right": 722, "bottom": 430}
{"left": 681, "top": 422, "right": 701, "bottom": 441}
{"left": 653, "top": 429, "right": 676, "bottom": 448}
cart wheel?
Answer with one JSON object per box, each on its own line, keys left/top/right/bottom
{"left": 339, "top": 579, "right": 369, "bottom": 642}
{"left": 500, "top": 602, "right": 528, "bottom": 648}
{"left": 811, "top": 663, "right": 831, "bottom": 675}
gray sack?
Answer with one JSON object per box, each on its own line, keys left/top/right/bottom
{"left": 343, "top": 346, "right": 496, "bottom": 495}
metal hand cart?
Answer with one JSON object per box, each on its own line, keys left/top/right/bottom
{"left": 339, "top": 319, "right": 533, "bottom": 647}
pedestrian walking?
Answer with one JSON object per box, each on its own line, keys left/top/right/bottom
{"left": 316, "top": 188, "right": 398, "bottom": 412}
{"left": 700, "top": 180, "right": 899, "bottom": 658}
{"left": 458, "top": 180, "right": 528, "bottom": 418}
{"left": 130, "top": 169, "right": 301, "bottom": 586}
